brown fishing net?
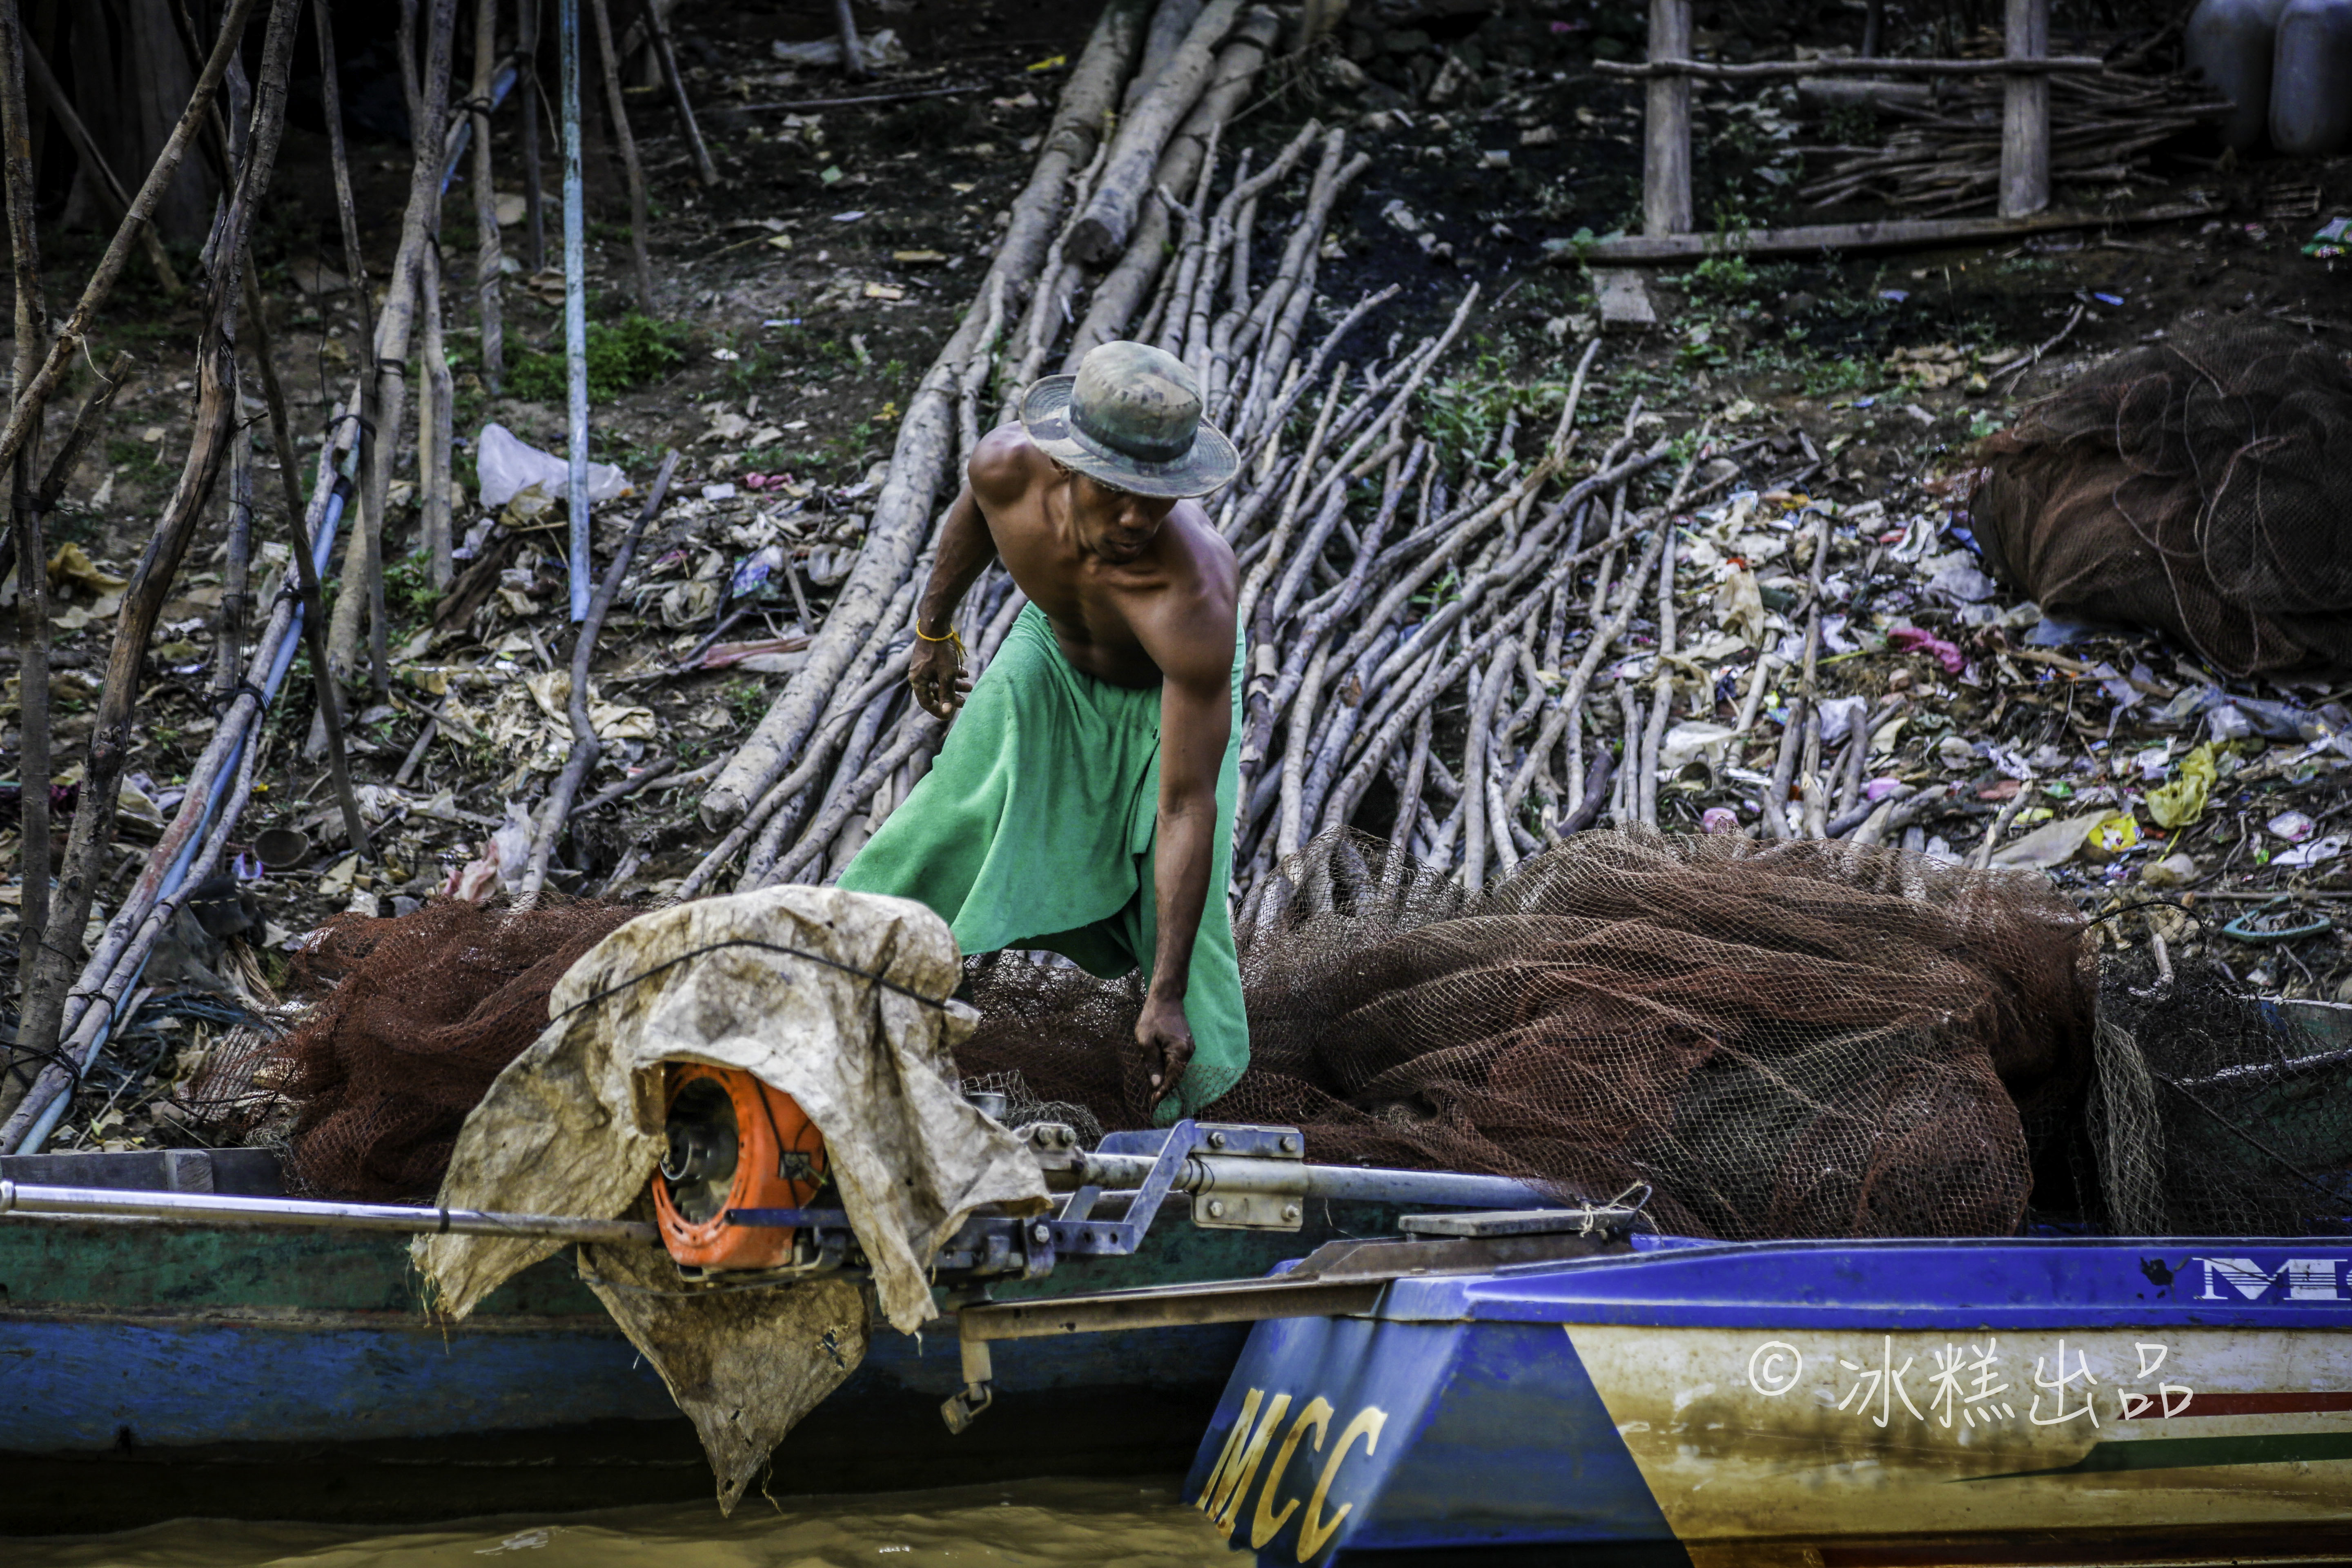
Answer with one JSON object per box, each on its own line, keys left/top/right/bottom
{"left": 959, "top": 829, "right": 2098, "bottom": 1242}
{"left": 281, "top": 897, "right": 638, "bottom": 1200}
{"left": 2083, "top": 944, "right": 2352, "bottom": 1238}
{"left": 1971, "top": 318, "right": 2352, "bottom": 678}
{"left": 272, "top": 840, "right": 2351, "bottom": 1240}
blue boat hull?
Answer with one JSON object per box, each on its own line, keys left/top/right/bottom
{"left": 1185, "top": 1237, "right": 2352, "bottom": 1564}
{"left": 0, "top": 1205, "right": 1399, "bottom": 1534}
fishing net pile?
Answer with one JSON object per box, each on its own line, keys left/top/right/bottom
{"left": 2084, "top": 944, "right": 2352, "bottom": 1238}
{"left": 1970, "top": 318, "right": 2352, "bottom": 678}
{"left": 271, "top": 833, "right": 2350, "bottom": 1240}
{"left": 962, "top": 829, "right": 2098, "bottom": 1241}
{"left": 281, "top": 897, "right": 637, "bottom": 1200}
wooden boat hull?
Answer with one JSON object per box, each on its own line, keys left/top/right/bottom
{"left": 0, "top": 1206, "right": 1394, "bottom": 1535}
{"left": 1186, "top": 1237, "right": 2352, "bottom": 1565}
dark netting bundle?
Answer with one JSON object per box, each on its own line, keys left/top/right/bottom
{"left": 958, "top": 829, "right": 2100, "bottom": 1241}
{"left": 282, "top": 897, "right": 637, "bottom": 1200}
{"left": 2084, "top": 945, "right": 2352, "bottom": 1238}
{"left": 1970, "top": 317, "right": 2352, "bottom": 678}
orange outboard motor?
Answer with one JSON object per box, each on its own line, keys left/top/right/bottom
{"left": 653, "top": 1062, "right": 826, "bottom": 1271}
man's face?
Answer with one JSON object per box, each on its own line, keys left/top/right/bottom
{"left": 1072, "top": 470, "right": 1178, "bottom": 563}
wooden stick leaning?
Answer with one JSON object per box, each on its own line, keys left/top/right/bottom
{"left": 0, "top": 0, "right": 53, "bottom": 973}
{"left": 585, "top": 0, "right": 654, "bottom": 313}
{"left": 519, "top": 450, "right": 678, "bottom": 898}
{"left": 698, "top": 0, "right": 1150, "bottom": 833}
{"left": 0, "top": 0, "right": 263, "bottom": 482}
{"left": 310, "top": 0, "right": 376, "bottom": 381}
{"left": 7, "top": 0, "right": 303, "bottom": 1122}
{"left": 18, "top": 39, "right": 181, "bottom": 297}
{"left": 471, "top": 0, "right": 506, "bottom": 391}
{"left": 640, "top": 0, "right": 720, "bottom": 187}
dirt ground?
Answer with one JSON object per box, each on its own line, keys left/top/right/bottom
{"left": 8, "top": 0, "right": 2352, "bottom": 1148}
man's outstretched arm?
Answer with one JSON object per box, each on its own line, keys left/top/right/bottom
{"left": 1136, "top": 599, "right": 1236, "bottom": 1111}
{"left": 909, "top": 432, "right": 1022, "bottom": 718}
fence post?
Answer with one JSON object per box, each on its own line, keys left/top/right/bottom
{"left": 1643, "top": 0, "right": 1693, "bottom": 236}
{"left": 2000, "top": 0, "right": 2050, "bottom": 216}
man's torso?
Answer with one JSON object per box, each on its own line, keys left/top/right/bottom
{"left": 973, "top": 434, "right": 1236, "bottom": 690}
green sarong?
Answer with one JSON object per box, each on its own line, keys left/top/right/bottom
{"left": 839, "top": 603, "right": 1249, "bottom": 1122}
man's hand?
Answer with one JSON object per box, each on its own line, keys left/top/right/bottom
{"left": 1135, "top": 991, "right": 1195, "bottom": 1115}
{"left": 909, "top": 633, "right": 971, "bottom": 719}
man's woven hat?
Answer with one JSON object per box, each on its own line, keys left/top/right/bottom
{"left": 1020, "top": 341, "right": 1238, "bottom": 499}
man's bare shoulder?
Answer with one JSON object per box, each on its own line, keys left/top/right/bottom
{"left": 969, "top": 423, "right": 1050, "bottom": 509}
{"left": 1158, "top": 500, "right": 1239, "bottom": 606}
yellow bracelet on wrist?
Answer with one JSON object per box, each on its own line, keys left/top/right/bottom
{"left": 915, "top": 621, "right": 965, "bottom": 662}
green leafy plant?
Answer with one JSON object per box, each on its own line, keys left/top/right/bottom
{"left": 384, "top": 546, "right": 442, "bottom": 624}
{"left": 506, "top": 313, "right": 690, "bottom": 403}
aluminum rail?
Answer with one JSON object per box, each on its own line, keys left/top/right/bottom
{"left": 0, "top": 1180, "right": 660, "bottom": 1246}
{"left": 1070, "top": 1151, "right": 1561, "bottom": 1211}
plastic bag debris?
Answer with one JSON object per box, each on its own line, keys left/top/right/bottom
{"left": 1991, "top": 809, "right": 2114, "bottom": 869}
{"left": 2145, "top": 742, "right": 2218, "bottom": 830}
{"left": 771, "top": 27, "right": 906, "bottom": 68}
{"left": 475, "top": 422, "right": 628, "bottom": 509}
{"left": 2274, "top": 835, "right": 2344, "bottom": 869}
{"left": 2268, "top": 809, "right": 2316, "bottom": 843}
{"left": 1889, "top": 624, "right": 1965, "bottom": 673}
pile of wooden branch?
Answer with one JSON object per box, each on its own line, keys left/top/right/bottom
{"left": 1800, "top": 69, "right": 2226, "bottom": 217}
{"left": 684, "top": 0, "right": 1757, "bottom": 907}
{"left": 0, "top": 0, "right": 715, "bottom": 1149}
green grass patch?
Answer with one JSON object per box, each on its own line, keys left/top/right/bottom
{"left": 506, "top": 313, "right": 690, "bottom": 403}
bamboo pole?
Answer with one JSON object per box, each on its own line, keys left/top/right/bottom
{"left": 560, "top": 0, "right": 590, "bottom": 620}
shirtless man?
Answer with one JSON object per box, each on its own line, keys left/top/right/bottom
{"left": 837, "top": 341, "right": 1248, "bottom": 1118}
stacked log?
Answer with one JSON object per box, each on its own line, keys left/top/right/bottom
{"left": 685, "top": 0, "right": 1742, "bottom": 905}
{"left": 1800, "top": 69, "right": 2226, "bottom": 216}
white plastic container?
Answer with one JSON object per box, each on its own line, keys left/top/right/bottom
{"left": 2272, "top": 0, "right": 2352, "bottom": 155}
{"left": 2187, "top": 0, "right": 2293, "bottom": 150}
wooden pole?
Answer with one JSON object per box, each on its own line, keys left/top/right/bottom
{"left": 419, "top": 245, "right": 455, "bottom": 589}
{"left": 2000, "top": 0, "right": 2050, "bottom": 218}
{"left": 311, "top": 0, "right": 375, "bottom": 380}
{"left": 518, "top": 0, "right": 546, "bottom": 270}
{"left": 0, "top": 0, "right": 51, "bottom": 976}
{"left": 519, "top": 450, "right": 675, "bottom": 898}
{"left": 585, "top": 0, "right": 653, "bottom": 313}
{"left": 19, "top": 38, "right": 182, "bottom": 297}
{"left": 639, "top": 0, "right": 718, "bottom": 187}
{"left": 1643, "top": 0, "right": 1693, "bottom": 237}
{"left": 471, "top": 0, "right": 505, "bottom": 391}
{"left": 832, "top": 0, "right": 865, "bottom": 82}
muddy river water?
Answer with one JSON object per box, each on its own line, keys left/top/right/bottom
{"left": 13, "top": 1480, "right": 1248, "bottom": 1568}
